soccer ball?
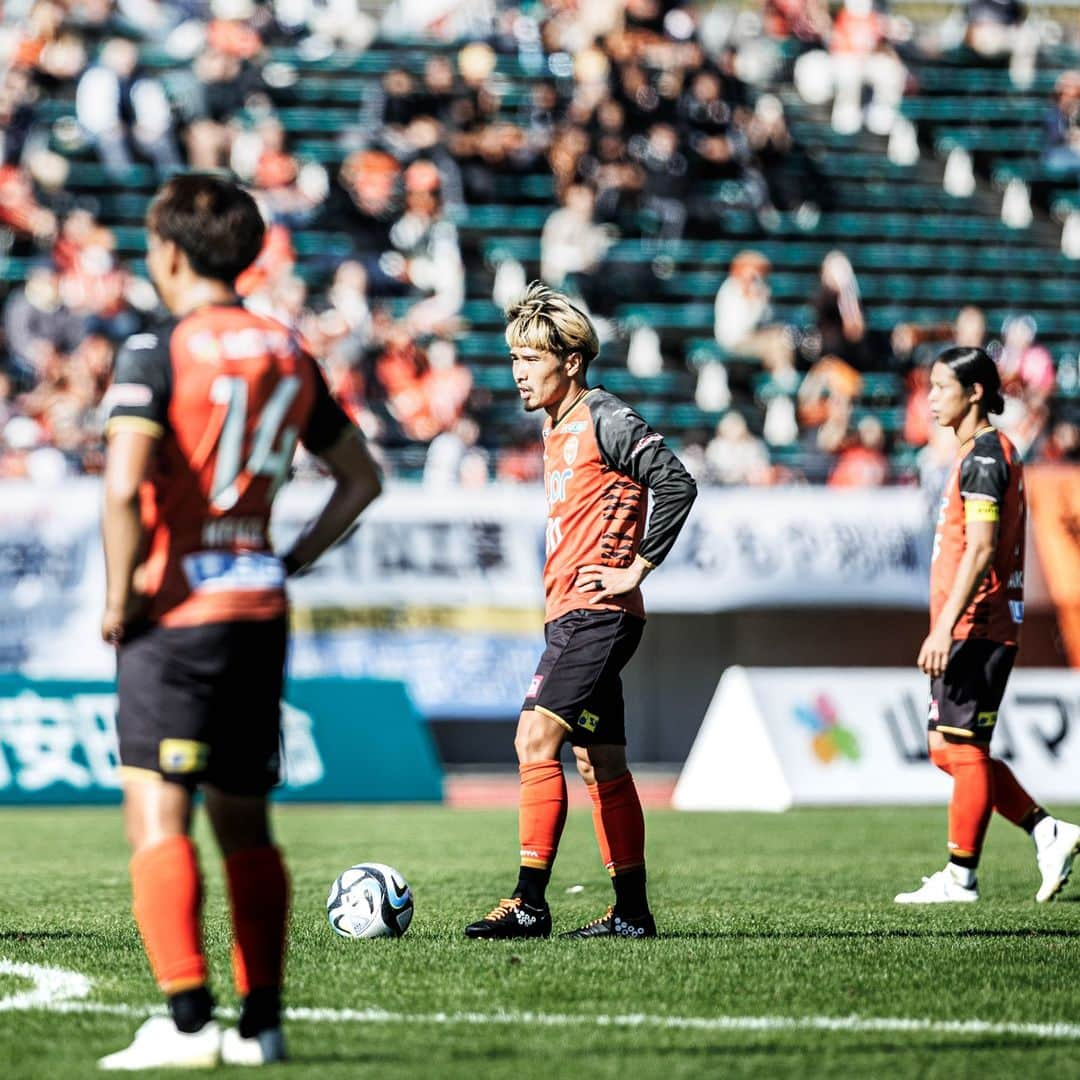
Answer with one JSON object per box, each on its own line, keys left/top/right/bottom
{"left": 326, "top": 863, "right": 413, "bottom": 939}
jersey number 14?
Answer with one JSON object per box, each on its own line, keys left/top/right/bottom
{"left": 209, "top": 374, "right": 300, "bottom": 511}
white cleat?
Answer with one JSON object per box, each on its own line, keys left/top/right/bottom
{"left": 221, "top": 1026, "right": 288, "bottom": 1066}
{"left": 1035, "top": 819, "right": 1080, "bottom": 903}
{"left": 98, "top": 1017, "right": 221, "bottom": 1070}
{"left": 894, "top": 867, "right": 980, "bottom": 904}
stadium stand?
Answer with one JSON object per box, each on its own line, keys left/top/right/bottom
{"left": 0, "top": 0, "right": 1078, "bottom": 485}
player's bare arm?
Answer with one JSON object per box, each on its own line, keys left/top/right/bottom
{"left": 917, "top": 516, "right": 998, "bottom": 677}
{"left": 101, "top": 426, "right": 158, "bottom": 643}
{"left": 280, "top": 428, "right": 382, "bottom": 575}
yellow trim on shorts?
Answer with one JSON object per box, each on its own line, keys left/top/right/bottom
{"left": 935, "top": 725, "right": 975, "bottom": 739}
{"left": 119, "top": 765, "right": 163, "bottom": 784}
{"left": 964, "top": 499, "right": 999, "bottom": 523}
{"left": 533, "top": 705, "right": 573, "bottom": 733}
{"left": 106, "top": 416, "right": 164, "bottom": 439}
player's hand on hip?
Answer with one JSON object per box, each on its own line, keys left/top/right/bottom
{"left": 576, "top": 562, "right": 644, "bottom": 605}
{"left": 917, "top": 625, "right": 952, "bottom": 678}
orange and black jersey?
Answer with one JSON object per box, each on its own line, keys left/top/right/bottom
{"left": 105, "top": 305, "right": 353, "bottom": 627}
{"left": 930, "top": 427, "right": 1025, "bottom": 646}
{"left": 542, "top": 387, "right": 697, "bottom": 624}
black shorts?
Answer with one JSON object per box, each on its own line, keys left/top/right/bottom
{"left": 116, "top": 616, "right": 287, "bottom": 795}
{"left": 928, "top": 638, "right": 1017, "bottom": 744}
{"left": 523, "top": 608, "right": 645, "bottom": 746}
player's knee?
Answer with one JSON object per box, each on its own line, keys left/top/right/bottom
{"left": 573, "top": 748, "right": 596, "bottom": 785}
{"left": 582, "top": 745, "right": 628, "bottom": 784}
{"left": 514, "top": 713, "right": 563, "bottom": 763}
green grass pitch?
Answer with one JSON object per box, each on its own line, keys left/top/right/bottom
{"left": 2, "top": 802, "right": 1080, "bottom": 1079}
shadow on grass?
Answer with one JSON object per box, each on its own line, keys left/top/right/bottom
{"left": 661, "top": 928, "right": 1080, "bottom": 941}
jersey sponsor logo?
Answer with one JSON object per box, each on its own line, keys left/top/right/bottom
{"left": 526, "top": 674, "right": 544, "bottom": 699}
{"left": 630, "top": 432, "right": 663, "bottom": 459}
{"left": 1008, "top": 571, "right": 1024, "bottom": 589}
{"left": 181, "top": 551, "right": 286, "bottom": 593}
{"left": 547, "top": 467, "right": 573, "bottom": 507}
{"left": 102, "top": 383, "right": 154, "bottom": 410}
{"left": 578, "top": 708, "right": 599, "bottom": 732}
{"left": 1009, "top": 600, "right": 1025, "bottom": 624}
{"left": 972, "top": 456, "right": 996, "bottom": 465}
{"left": 159, "top": 739, "right": 209, "bottom": 774}
{"left": 976, "top": 710, "right": 998, "bottom": 729}
{"left": 563, "top": 436, "right": 579, "bottom": 466}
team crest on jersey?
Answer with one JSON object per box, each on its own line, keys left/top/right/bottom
{"left": 563, "top": 436, "right": 579, "bottom": 465}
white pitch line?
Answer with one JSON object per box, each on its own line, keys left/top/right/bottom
{"left": 3, "top": 961, "right": 1079, "bottom": 1041}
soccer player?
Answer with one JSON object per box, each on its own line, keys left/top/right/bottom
{"left": 895, "top": 346, "right": 1080, "bottom": 904}
{"left": 464, "top": 282, "right": 697, "bottom": 940}
{"left": 97, "top": 175, "right": 381, "bottom": 1069}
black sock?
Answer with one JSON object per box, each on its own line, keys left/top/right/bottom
{"left": 512, "top": 865, "right": 550, "bottom": 907}
{"left": 239, "top": 987, "right": 281, "bottom": 1038}
{"left": 169, "top": 986, "right": 214, "bottom": 1034}
{"left": 1019, "top": 806, "right": 1049, "bottom": 835}
{"left": 949, "top": 853, "right": 979, "bottom": 871}
{"left": 612, "top": 867, "right": 649, "bottom": 918}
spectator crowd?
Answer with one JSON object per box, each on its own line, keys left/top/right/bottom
{"left": 0, "top": 0, "right": 1077, "bottom": 487}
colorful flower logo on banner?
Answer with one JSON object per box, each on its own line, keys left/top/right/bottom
{"left": 794, "top": 694, "right": 861, "bottom": 764}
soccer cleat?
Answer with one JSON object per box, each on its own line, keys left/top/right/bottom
{"left": 894, "top": 868, "right": 979, "bottom": 904}
{"left": 98, "top": 1017, "right": 221, "bottom": 1071}
{"left": 1035, "top": 819, "right": 1080, "bottom": 903}
{"left": 221, "top": 1026, "right": 287, "bottom": 1066}
{"left": 560, "top": 906, "right": 657, "bottom": 939}
{"left": 464, "top": 897, "right": 551, "bottom": 939}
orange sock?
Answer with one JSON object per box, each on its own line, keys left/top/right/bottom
{"left": 990, "top": 759, "right": 1038, "bottom": 826}
{"left": 587, "top": 771, "right": 646, "bottom": 876}
{"left": 225, "top": 846, "right": 290, "bottom": 995}
{"left": 130, "top": 836, "right": 206, "bottom": 994}
{"left": 518, "top": 761, "right": 567, "bottom": 870}
{"left": 944, "top": 743, "right": 993, "bottom": 860}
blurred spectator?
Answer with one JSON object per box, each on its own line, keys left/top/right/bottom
{"left": 829, "top": 415, "right": 888, "bottom": 486}
{"left": 632, "top": 123, "right": 689, "bottom": 240}
{"left": 965, "top": 0, "right": 1025, "bottom": 58}
{"left": 705, "top": 411, "right": 771, "bottom": 485}
{"left": 0, "top": 161, "right": 57, "bottom": 247}
{"left": 3, "top": 266, "right": 86, "bottom": 385}
{"left": 996, "top": 315, "right": 1055, "bottom": 455}
{"left": 540, "top": 183, "right": 613, "bottom": 292}
{"left": 1040, "top": 420, "right": 1080, "bottom": 464}
{"left": 423, "top": 414, "right": 482, "bottom": 487}
{"left": 75, "top": 38, "right": 181, "bottom": 178}
{"left": 713, "top": 250, "right": 796, "bottom": 385}
{"left": 320, "top": 150, "right": 401, "bottom": 289}
{"left": 1043, "top": 71, "right": 1080, "bottom": 179}
{"left": 184, "top": 47, "right": 266, "bottom": 170}
{"left": 388, "top": 160, "right": 465, "bottom": 332}
{"left": 798, "top": 354, "right": 862, "bottom": 428}
{"left": 811, "top": 250, "right": 869, "bottom": 369}
{"left": 763, "top": 0, "right": 831, "bottom": 45}
{"left": 827, "top": 0, "right": 907, "bottom": 136}
{"left": 273, "top": 0, "right": 377, "bottom": 54}
{"left": 10, "top": 0, "right": 86, "bottom": 85}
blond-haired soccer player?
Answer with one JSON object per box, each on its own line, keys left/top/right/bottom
{"left": 465, "top": 283, "right": 697, "bottom": 939}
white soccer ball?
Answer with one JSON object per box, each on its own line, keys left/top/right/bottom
{"left": 326, "top": 863, "right": 413, "bottom": 939}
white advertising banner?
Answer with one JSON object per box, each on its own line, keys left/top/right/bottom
{"left": 673, "top": 667, "right": 1080, "bottom": 811}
